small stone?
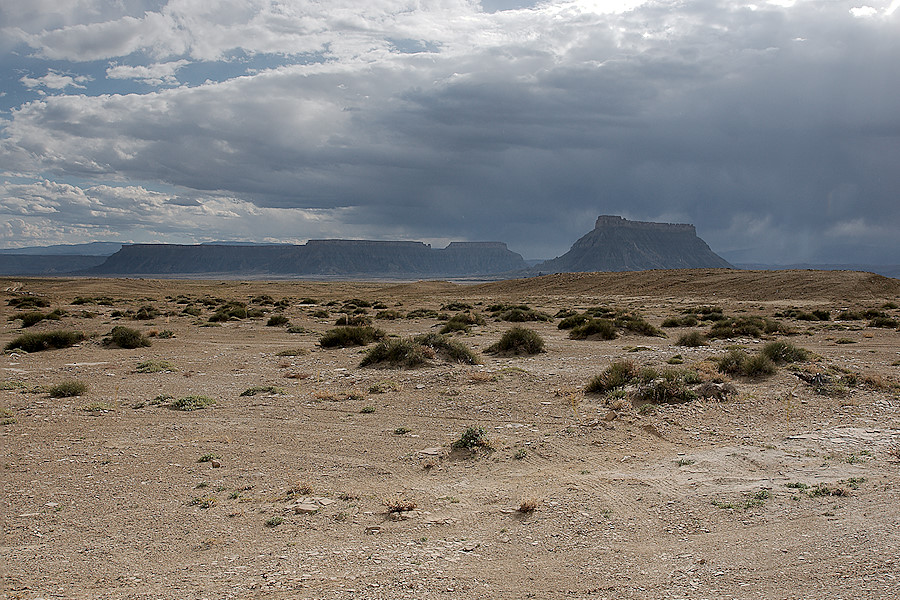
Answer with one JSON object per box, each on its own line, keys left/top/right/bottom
{"left": 417, "top": 448, "right": 441, "bottom": 456}
{"left": 210, "top": 460, "right": 221, "bottom": 468}
{"left": 294, "top": 503, "right": 319, "bottom": 514}
{"left": 365, "top": 526, "right": 382, "bottom": 534}
{"left": 603, "top": 410, "right": 618, "bottom": 421}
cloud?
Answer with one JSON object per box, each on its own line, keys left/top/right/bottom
{"left": 19, "top": 70, "right": 92, "bottom": 91}
{"left": 1, "top": 1, "right": 898, "bottom": 263}
{"left": 105, "top": 60, "right": 189, "bottom": 85}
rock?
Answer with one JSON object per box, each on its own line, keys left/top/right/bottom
{"left": 293, "top": 503, "right": 319, "bottom": 514}
{"left": 417, "top": 447, "right": 442, "bottom": 456}
{"left": 211, "top": 460, "right": 221, "bottom": 468}
{"left": 365, "top": 526, "right": 382, "bottom": 534}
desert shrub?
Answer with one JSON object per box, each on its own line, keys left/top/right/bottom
{"left": 717, "top": 349, "right": 776, "bottom": 377}
{"left": 334, "top": 314, "right": 373, "bottom": 326}
{"left": 169, "top": 395, "right": 216, "bottom": 411}
{"left": 867, "top": 316, "right": 899, "bottom": 328}
{"left": 181, "top": 306, "right": 202, "bottom": 317}
{"left": 209, "top": 301, "right": 248, "bottom": 322}
{"left": 135, "top": 360, "right": 176, "bottom": 373}
{"left": 761, "top": 341, "right": 809, "bottom": 364}
{"left": 311, "top": 309, "right": 330, "bottom": 318}
{"left": 8, "top": 296, "right": 50, "bottom": 309}
{"left": 836, "top": 310, "right": 864, "bottom": 321}
{"left": 360, "top": 339, "right": 431, "bottom": 368}
{"left": 717, "top": 349, "right": 749, "bottom": 376}
{"left": 707, "top": 316, "right": 785, "bottom": 339}
{"left": 441, "top": 302, "right": 473, "bottom": 311}
{"left": 584, "top": 360, "right": 637, "bottom": 394}
{"left": 485, "top": 327, "right": 545, "bottom": 355}
{"left": 677, "top": 331, "right": 708, "bottom": 347}
{"left": 439, "top": 312, "right": 485, "bottom": 334}
{"left": 696, "top": 381, "right": 737, "bottom": 400}
{"left": 266, "top": 315, "right": 290, "bottom": 327}
{"left": 375, "top": 310, "right": 403, "bottom": 320}
{"left": 662, "top": 315, "right": 699, "bottom": 328}
{"left": 775, "top": 308, "right": 831, "bottom": 321}
{"left": 133, "top": 305, "right": 159, "bottom": 320}
{"left": 48, "top": 380, "right": 88, "bottom": 398}
{"left": 633, "top": 378, "right": 697, "bottom": 404}
{"left": 618, "top": 316, "right": 665, "bottom": 337}
{"left": 240, "top": 385, "right": 285, "bottom": 396}
{"left": 452, "top": 426, "right": 492, "bottom": 451}
{"left": 743, "top": 354, "right": 777, "bottom": 377}
{"left": 251, "top": 294, "right": 275, "bottom": 305}
{"left": 554, "top": 308, "right": 579, "bottom": 319}
{"left": 406, "top": 308, "right": 439, "bottom": 319}
{"left": 14, "top": 311, "right": 49, "bottom": 327}
{"left": 104, "top": 326, "right": 151, "bottom": 349}
{"left": 557, "top": 314, "right": 590, "bottom": 329}
{"left": 495, "top": 308, "right": 552, "bottom": 322}
{"left": 569, "top": 318, "right": 617, "bottom": 340}
{"left": 414, "top": 332, "right": 479, "bottom": 364}
{"left": 319, "top": 326, "right": 384, "bottom": 348}
{"left": 343, "top": 298, "right": 372, "bottom": 308}
{"left": 5, "top": 330, "right": 85, "bottom": 352}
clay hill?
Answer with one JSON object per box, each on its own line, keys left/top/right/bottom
{"left": 85, "top": 240, "right": 528, "bottom": 278}
{"left": 535, "top": 215, "right": 732, "bottom": 273}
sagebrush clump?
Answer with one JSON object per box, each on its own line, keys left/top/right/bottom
{"left": 5, "top": 330, "right": 85, "bottom": 353}
{"left": 104, "top": 326, "right": 151, "bottom": 349}
{"left": 319, "top": 326, "right": 385, "bottom": 348}
{"left": 485, "top": 327, "right": 545, "bottom": 355}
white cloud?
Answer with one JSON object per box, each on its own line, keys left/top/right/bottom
{"left": 106, "top": 60, "right": 189, "bottom": 85}
{"left": 19, "top": 70, "right": 92, "bottom": 90}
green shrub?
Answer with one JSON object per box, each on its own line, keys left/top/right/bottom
{"left": 495, "top": 308, "right": 551, "bottom": 322}
{"left": 133, "top": 305, "right": 159, "bottom": 320}
{"left": 662, "top": 315, "right": 699, "bottom": 328}
{"left": 717, "top": 348, "right": 776, "bottom": 378}
{"left": 266, "top": 315, "right": 290, "bottom": 327}
{"left": 8, "top": 296, "right": 50, "bottom": 309}
{"left": 837, "top": 310, "right": 864, "bottom": 321}
{"left": 717, "top": 349, "right": 749, "bottom": 376}
{"left": 375, "top": 310, "right": 403, "bottom": 320}
{"left": 618, "top": 316, "right": 665, "bottom": 337}
{"left": 405, "top": 308, "right": 439, "bottom": 319}
{"left": 743, "top": 353, "right": 777, "bottom": 377}
{"left": 485, "top": 327, "right": 545, "bottom": 355}
{"left": 868, "top": 316, "right": 899, "bottom": 328}
{"left": 4, "top": 330, "right": 85, "bottom": 352}
{"left": 48, "top": 380, "right": 88, "bottom": 398}
{"left": 14, "top": 311, "right": 54, "bottom": 327}
{"left": 169, "top": 395, "right": 216, "bottom": 411}
{"left": 439, "top": 312, "right": 485, "bottom": 334}
{"left": 676, "top": 331, "right": 708, "bottom": 347}
{"left": 633, "top": 379, "right": 697, "bottom": 404}
{"left": 761, "top": 341, "right": 809, "bottom": 364}
{"left": 584, "top": 360, "right": 637, "bottom": 394}
{"left": 319, "top": 326, "right": 385, "bottom": 348}
{"left": 104, "top": 326, "right": 151, "bottom": 349}
{"left": 707, "top": 316, "right": 785, "bottom": 339}
{"left": 135, "top": 360, "right": 176, "bottom": 373}
{"left": 452, "top": 426, "right": 492, "bottom": 451}
{"left": 557, "top": 314, "right": 590, "bottom": 329}
{"left": 334, "top": 314, "right": 373, "bottom": 326}
{"left": 569, "top": 318, "right": 617, "bottom": 340}
{"left": 360, "top": 339, "right": 430, "bottom": 368}
{"left": 414, "top": 333, "right": 480, "bottom": 364}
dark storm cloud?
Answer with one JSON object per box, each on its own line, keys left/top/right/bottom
{"left": 0, "top": 1, "right": 898, "bottom": 263}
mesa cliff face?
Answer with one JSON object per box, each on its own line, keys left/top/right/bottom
{"left": 89, "top": 240, "right": 528, "bottom": 277}
{"left": 536, "top": 215, "right": 732, "bottom": 273}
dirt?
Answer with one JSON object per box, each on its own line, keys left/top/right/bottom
{"left": 1, "top": 273, "right": 899, "bottom": 599}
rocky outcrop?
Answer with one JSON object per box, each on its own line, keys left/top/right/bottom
{"left": 536, "top": 215, "right": 732, "bottom": 273}
{"left": 87, "top": 240, "right": 527, "bottom": 277}
{"left": 0, "top": 254, "right": 108, "bottom": 275}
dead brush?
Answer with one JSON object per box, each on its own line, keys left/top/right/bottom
{"left": 383, "top": 496, "right": 417, "bottom": 514}
{"left": 517, "top": 498, "right": 539, "bottom": 514}
{"left": 283, "top": 372, "right": 312, "bottom": 379}
{"left": 469, "top": 371, "right": 497, "bottom": 383}
{"left": 886, "top": 444, "right": 900, "bottom": 460}
{"left": 285, "top": 482, "right": 314, "bottom": 498}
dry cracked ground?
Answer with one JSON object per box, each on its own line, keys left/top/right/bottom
{"left": 1, "top": 271, "right": 899, "bottom": 599}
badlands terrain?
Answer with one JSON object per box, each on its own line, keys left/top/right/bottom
{"left": 2, "top": 269, "right": 899, "bottom": 599}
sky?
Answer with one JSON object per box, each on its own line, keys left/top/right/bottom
{"left": 1, "top": 0, "right": 898, "bottom": 264}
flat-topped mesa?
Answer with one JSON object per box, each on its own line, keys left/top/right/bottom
{"left": 594, "top": 215, "right": 696, "bottom": 233}
{"left": 537, "top": 215, "right": 732, "bottom": 273}
{"left": 87, "top": 239, "right": 527, "bottom": 277}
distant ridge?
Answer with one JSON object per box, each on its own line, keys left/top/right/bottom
{"left": 535, "top": 215, "right": 732, "bottom": 273}
{"left": 85, "top": 240, "right": 527, "bottom": 278}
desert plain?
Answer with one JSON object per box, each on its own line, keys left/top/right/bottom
{"left": 1, "top": 269, "right": 899, "bottom": 599}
